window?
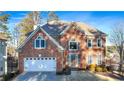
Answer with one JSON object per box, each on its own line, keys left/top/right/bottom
{"left": 68, "top": 53, "right": 79, "bottom": 63}
{"left": 36, "top": 40, "right": 40, "bottom": 48}
{"left": 35, "top": 36, "right": 46, "bottom": 49}
{"left": 87, "top": 39, "right": 92, "bottom": 48}
{"left": 97, "top": 38, "right": 102, "bottom": 47}
{"left": 69, "top": 40, "right": 78, "bottom": 50}
{"left": 0, "top": 67, "right": 3, "bottom": 71}
{"left": 97, "top": 55, "right": 102, "bottom": 65}
{"left": 88, "top": 55, "right": 92, "bottom": 64}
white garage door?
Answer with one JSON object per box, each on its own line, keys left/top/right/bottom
{"left": 24, "top": 57, "right": 56, "bottom": 71}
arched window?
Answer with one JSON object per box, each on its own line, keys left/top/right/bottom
{"left": 35, "top": 36, "right": 46, "bottom": 49}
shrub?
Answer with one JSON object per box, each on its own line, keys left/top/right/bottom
{"left": 82, "top": 63, "right": 87, "bottom": 70}
{"left": 89, "top": 64, "right": 96, "bottom": 72}
{"left": 63, "top": 65, "right": 71, "bottom": 75}
{"left": 3, "top": 73, "right": 14, "bottom": 81}
{"left": 2, "top": 70, "right": 19, "bottom": 81}
{"left": 102, "top": 67, "right": 108, "bottom": 72}
{"left": 95, "top": 66, "right": 103, "bottom": 72}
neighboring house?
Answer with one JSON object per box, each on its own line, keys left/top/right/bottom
{"left": 17, "top": 21, "right": 107, "bottom": 73}
{"left": 0, "top": 33, "right": 7, "bottom": 76}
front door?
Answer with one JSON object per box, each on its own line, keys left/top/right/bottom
{"left": 69, "top": 53, "right": 79, "bottom": 68}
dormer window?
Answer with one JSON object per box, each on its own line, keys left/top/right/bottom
{"left": 69, "top": 40, "right": 78, "bottom": 50}
{"left": 97, "top": 38, "right": 102, "bottom": 47}
{"left": 35, "top": 36, "right": 46, "bottom": 49}
{"left": 87, "top": 39, "right": 92, "bottom": 48}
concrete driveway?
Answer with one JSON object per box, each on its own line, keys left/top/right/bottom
{"left": 14, "top": 71, "right": 107, "bottom": 81}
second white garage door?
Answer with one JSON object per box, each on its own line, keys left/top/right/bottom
{"left": 24, "top": 57, "right": 56, "bottom": 72}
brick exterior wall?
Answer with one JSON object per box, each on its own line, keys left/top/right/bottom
{"left": 19, "top": 25, "right": 106, "bottom": 72}
{"left": 19, "top": 29, "right": 63, "bottom": 73}
{"left": 59, "top": 26, "right": 106, "bottom": 68}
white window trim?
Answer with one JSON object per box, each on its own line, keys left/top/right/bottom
{"left": 97, "top": 38, "right": 102, "bottom": 47}
{"left": 87, "top": 39, "right": 93, "bottom": 48}
{"left": 34, "top": 36, "right": 46, "bottom": 49}
{"left": 69, "top": 40, "right": 79, "bottom": 51}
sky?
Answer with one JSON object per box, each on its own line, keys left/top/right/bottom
{"left": 5, "top": 11, "right": 124, "bottom": 45}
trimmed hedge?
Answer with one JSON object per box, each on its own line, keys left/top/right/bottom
{"left": 95, "top": 66, "right": 102, "bottom": 72}
{"left": 89, "top": 64, "right": 96, "bottom": 72}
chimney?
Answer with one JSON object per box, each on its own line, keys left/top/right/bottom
{"left": 33, "top": 25, "right": 37, "bottom": 30}
{"left": 33, "top": 11, "right": 41, "bottom": 30}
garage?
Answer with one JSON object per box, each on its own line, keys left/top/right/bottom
{"left": 24, "top": 57, "right": 56, "bottom": 72}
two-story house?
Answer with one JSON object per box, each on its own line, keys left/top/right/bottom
{"left": 0, "top": 33, "right": 7, "bottom": 76}
{"left": 17, "top": 21, "right": 106, "bottom": 73}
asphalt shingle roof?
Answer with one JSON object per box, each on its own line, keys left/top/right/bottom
{"left": 26, "top": 21, "right": 106, "bottom": 42}
{"left": 42, "top": 23, "right": 68, "bottom": 36}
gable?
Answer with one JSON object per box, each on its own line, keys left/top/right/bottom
{"left": 17, "top": 26, "right": 64, "bottom": 51}
{"left": 17, "top": 21, "right": 107, "bottom": 51}
{"left": 60, "top": 22, "right": 107, "bottom": 36}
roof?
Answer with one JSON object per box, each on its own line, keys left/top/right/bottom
{"left": 42, "top": 23, "right": 69, "bottom": 36}
{"left": 0, "top": 33, "right": 8, "bottom": 41}
{"left": 17, "top": 26, "right": 64, "bottom": 51}
{"left": 18, "top": 21, "right": 107, "bottom": 50}
{"left": 67, "top": 22, "right": 106, "bottom": 36}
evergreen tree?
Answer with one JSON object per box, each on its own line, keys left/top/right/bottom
{"left": 0, "top": 12, "right": 11, "bottom": 38}
{"left": 17, "top": 11, "right": 41, "bottom": 43}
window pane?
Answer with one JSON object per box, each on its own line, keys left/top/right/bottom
{"left": 36, "top": 40, "right": 40, "bottom": 47}
{"left": 37, "top": 36, "right": 42, "bottom": 39}
{"left": 88, "top": 55, "right": 92, "bottom": 64}
{"left": 41, "top": 40, "right": 45, "bottom": 48}
{"left": 71, "top": 54, "right": 76, "bottom": 61}
{"left": 1, "top": 67, "right": 3, "bottom": 71}
{"left": 98, "top": 39, "right": 101, "bottom": 47}
{"left": 88, "top": 40, "right": 92, "bottom": 48}
{"left": 70, "top": 42, "right": 77, "bottom": 49}
{"left": 97, "top": 55, "right": 102, "bottom": 65}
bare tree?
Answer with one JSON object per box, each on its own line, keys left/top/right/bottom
{"left": 110, "top": 22, "right": 124, "bottom": 72}
{"left": 47, "top": 11, "right": 59, "bottom": 22}
{"left": 13, "top": 25, "right": 20, "bottom": 47}
{"left": 32, "top": 11, "right": 41, "bottom": 25}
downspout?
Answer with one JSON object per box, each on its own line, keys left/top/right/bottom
{"left": 4, "top": 41, "right": 7, "bottom": 75}
{"left": 61, "top": 49, "right": 64, "bottom": 71}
